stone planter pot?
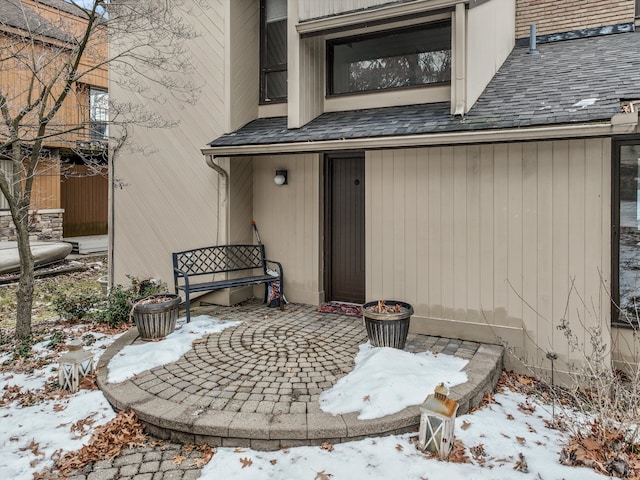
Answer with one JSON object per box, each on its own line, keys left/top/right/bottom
{"left": 361, "top": 300, "right": 413, "bottom": 349}
{"left": 132, "top": 294, "right": 180, "bottom": 341}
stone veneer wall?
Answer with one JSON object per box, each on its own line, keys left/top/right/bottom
{"left": 516, "top": 0, "right": 636, "bottom": 38}
{"left": 0, "top": 209, "right": 64, "bottom": 242}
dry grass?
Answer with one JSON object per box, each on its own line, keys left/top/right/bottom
{"left": 0, "top": 255, "right": 107, "bottom": 330}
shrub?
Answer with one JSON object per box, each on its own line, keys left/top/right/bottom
{"left": 52, "top": 289, "right": 102, "bottom": 321}
{"left": 503, "top": 281, "right": 640, "bottom": 478}
{"left": 93, "top": 276, "right": 167, "bottom": 327}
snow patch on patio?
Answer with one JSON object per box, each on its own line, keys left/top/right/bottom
{"left": 319, "top": 343, "right": 468, "bottom": 420}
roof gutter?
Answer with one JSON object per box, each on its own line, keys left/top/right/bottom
{"left": 202, "top": 113, "right": 639, "bottom": 158}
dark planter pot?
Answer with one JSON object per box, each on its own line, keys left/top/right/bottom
{"left": 132, "top": 294, "right": 180, "bottom": 341}
{"left": 361, "top": 300, "right": 414, "bottom": 349}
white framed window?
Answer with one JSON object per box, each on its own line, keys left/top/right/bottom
{"left": 0, "top": 158, "right": 12, "bottom": 209}
{"left": 89, "top": 87, "right": 108, "bottom": 141}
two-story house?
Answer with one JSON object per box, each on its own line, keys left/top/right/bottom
{"left": 0, "top": 0, "right": 109, "bottom": 242}
{"left": 110, "top": 0, "right": 640, "bottom": 375}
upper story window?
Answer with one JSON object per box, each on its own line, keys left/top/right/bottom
{"left": 0, "top": 157, "right": 11, "bottom": 209}
{"left": 327, "top": 21, "right": 451, "bottom": 96}
{"left": 260, "top": 0, "right": 287, "bottom": 103}
{"left": 89, "top": 87, "right": 108, "bottom": 141}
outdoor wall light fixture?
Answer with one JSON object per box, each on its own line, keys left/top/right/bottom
{"left": 274, "top": 170, "right": 288, "bottom": 186}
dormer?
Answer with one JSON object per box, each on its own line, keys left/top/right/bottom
{"left": 287, "top": 0, "right": 515, "bottom": 127}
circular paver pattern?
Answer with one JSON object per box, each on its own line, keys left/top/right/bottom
{"left": 133, "top": 305, "right": 366, "bottom": 414}
{"left": 98, "top": 302, "right": 504, "bottom": 451}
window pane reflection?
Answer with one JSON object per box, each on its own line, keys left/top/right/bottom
{"left": 619, "top": 144, "right": 640, "bottom": 316}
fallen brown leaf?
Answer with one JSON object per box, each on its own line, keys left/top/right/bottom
{"left": 447, "top": 440, "right": 471, "bottom": 463}
{"left": 517, "top": 402, "right": 536, "bottom": 415}
{"left": 240, "top": 457, "right": 253, "bottom": 468}
{"left": 461, "top": 420, "right": 471, "bottom": 430}
{"left": 321, "top": 442, "right": 334, "bottom": 452}
{"left": 20, "top": 440, "right": 43, "bottom": 457}
{"left": 192, "top": 444, "right": 214, "bottom": 467}
{"left": 42, "top": 410, "right": 147, "bottom": 478}
{"left": 173, "top": 455, "right": 185, "bottom": 465}
{"left": 513, "top": 453, "right": 528, "bottom": 473}
{"left": 315, "top": 471, "right": 333, "bottom": 480}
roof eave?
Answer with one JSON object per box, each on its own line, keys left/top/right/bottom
{"left": 202, "top": 115, "right": 638, "bottom": 158}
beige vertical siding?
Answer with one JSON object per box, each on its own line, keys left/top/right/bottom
{"left": 229, "top": 157, "right": 254, "bottom": 244}
{"left": 466, "top": 0, "right": 514, "bottom": 111}
{"left": 288, "top": 32, "right": 325, "bottom": 128}
{"left": 366, "top": 139, "right": 611, "bottom": 371}
{"left": 226, "top": 0, "right": 260, "bottom": 132}
{"left": 112, "top": 1, "right": 226, "bottom": 287}
{"left": 298, "top": 0, "right": 403, "bottom": 21}
{"left": 515, "top": 0, "right": 635, "bottom": 38}
{"left": 288, "top": 0, "right": 324, "bottom": 128}
{"left": 252, "top": 154, "right": 323, "bottom": 304}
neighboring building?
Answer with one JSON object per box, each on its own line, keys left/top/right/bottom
{"left": 0, "top": 0, "right": 108, "bottom": 242}
{"left": 111, "top": 0, "right": 640, "bottom": 375}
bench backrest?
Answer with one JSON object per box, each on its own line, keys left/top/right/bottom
{"left": 173, "top": 244, "right": 266, "bottom": 276}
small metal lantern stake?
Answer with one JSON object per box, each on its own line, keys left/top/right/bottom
{"left": 58, "top": 339, "right": 94, "bottom": 393}
{"left": 418, "top": 383, "right": 459, "bottom": 459}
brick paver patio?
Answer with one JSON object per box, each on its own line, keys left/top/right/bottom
{"left": 98, "top": 301, "right": 503, "bottom": 454}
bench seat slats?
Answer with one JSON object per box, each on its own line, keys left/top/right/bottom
{"left": 175, "top": 274, "right": 276, "bottom": 292}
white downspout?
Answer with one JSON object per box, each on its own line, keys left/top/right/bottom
{"left": 205, "top": 154, "right": 229, "bottom": 245}
{"left": 453, "top": 2, "right": 467, "bottom": 116}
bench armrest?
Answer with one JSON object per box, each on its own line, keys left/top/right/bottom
{"left": 173, "top": 267, "right": 191, "bottom": 291}
{"left": 264, "top": 259, "right": 283, "bottom": 278}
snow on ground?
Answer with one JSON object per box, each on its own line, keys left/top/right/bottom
{"left": 0, "top": 315, "right": 609, "bottom": 480}
{"left": 0, "top": 391, "right": 115, "bottom": 478}
{"left": 200, "top": 390, "right": 604, "bottom": 480}
{"left": 201, "top": 347, "right": 603, "bottom": 480}
{"left": 0, "top": 325, "right": 121, "bottom": 478}
{"left": 320, "top": 343, "right": 468, "bottom": 419}
{"left": 107, "top": 315, "right": 241, "bottom": 383}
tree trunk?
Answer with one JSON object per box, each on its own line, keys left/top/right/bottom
{"left": 14, "top": 206, "right": 34, "bottom": 339}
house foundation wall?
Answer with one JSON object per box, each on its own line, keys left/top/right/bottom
{"left": 0, "top": 209, "right": 64, "bottom": 242}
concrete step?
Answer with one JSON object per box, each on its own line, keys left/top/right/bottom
{"left": 63, "top": 235, "right": 107, "bottom": 254}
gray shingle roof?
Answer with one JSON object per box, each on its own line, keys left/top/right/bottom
{"left": 0, "top": 0, "right": 81, "bottom": 43}
{"left": 210, "top": 30, "right": 640, "bottom": 148}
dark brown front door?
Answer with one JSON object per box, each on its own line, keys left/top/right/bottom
{"left": 325, "top": 154, "right": 365, "bottom": 304}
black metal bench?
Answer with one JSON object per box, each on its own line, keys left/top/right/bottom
{"left": 172, "top": 244, "right": 283, "bottom": 322}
